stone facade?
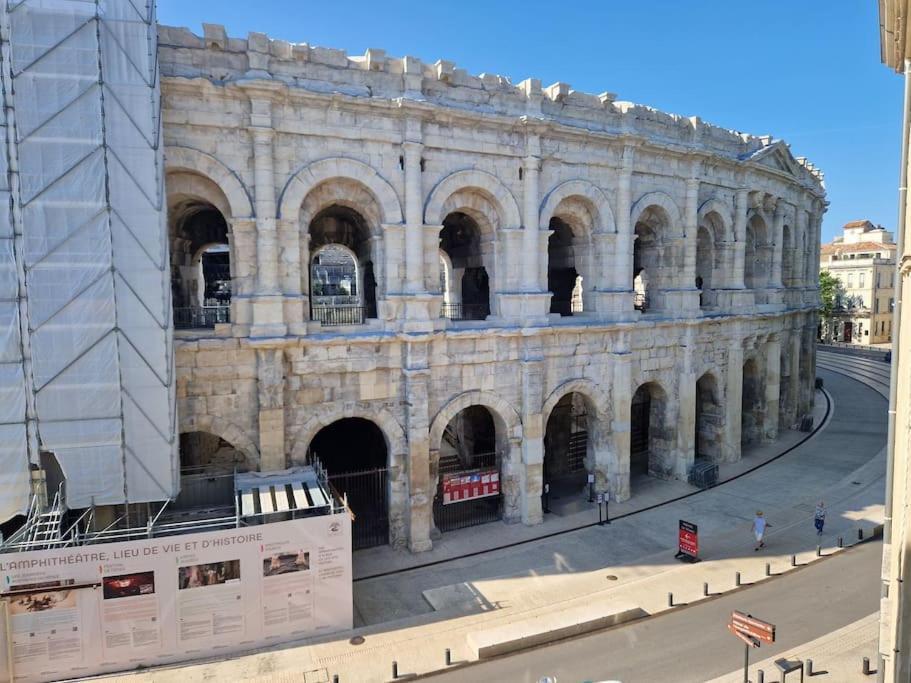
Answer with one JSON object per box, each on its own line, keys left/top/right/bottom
{"left": 160, "top": 23, "right": 825, "bottom": 552}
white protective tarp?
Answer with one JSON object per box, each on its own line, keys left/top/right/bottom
{"left": 0, "top": 0, "right": 176, "bottom": 516}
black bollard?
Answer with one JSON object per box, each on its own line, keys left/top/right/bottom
{"left": 445, "top": 648, "right": 451, "bottom": 666}
{"left": 791, "top": 554, "right": 797, "bottom": 567}
{"left": 757, "top": 669, "right": 764, "bottom": 683}
{"left": 392, "top": 661, "right": 399, "bottom": 679}
{"left": 703, "top": 582, "right": 709, "bottom": 596}
{"left": 735, "top": 571, "right": 741, "bottom": 587}
{"left": 765, "top": 562, "right": 771, "bottom": 577}
{"left": 807, "top": 659, "right": 813, "bottom": 676}
{"left": 863, "top": 656, "right": 871, "bottom": 675}
{"left": 859, "top": 528, "right": 864, "bottom": 541}
{"left": 668, "top": 592, "right": 673, "bottom": 607}
{"left": 838, "top": 536, "right": 844, "bottom": 548}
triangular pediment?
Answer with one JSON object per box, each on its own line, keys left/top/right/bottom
{"left": 742, "top": 141, "right": 803, "bottom": 179}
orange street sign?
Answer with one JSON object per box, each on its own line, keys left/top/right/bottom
{"left": 727, "top": 623, "right": 760, "bottom": 648}
{"left": 732, "top": 611, "right": 775, "bottom": 644}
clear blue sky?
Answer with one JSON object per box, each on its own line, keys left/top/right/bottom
{"left": 158, "top": 0, "right": 902, "bottom": 243}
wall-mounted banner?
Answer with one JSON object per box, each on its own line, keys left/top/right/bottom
{"left": 0, "top": 513, "right": 352, "bottom": 682}
{"left": 442, "top": 469, "right": 500, "bottom": 504}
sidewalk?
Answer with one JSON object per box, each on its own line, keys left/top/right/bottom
{"left": 705, "top": 613, "right": 879, "bottom": 683}
{"left": 91, "top": 363, "right": 888, "bottom": 683}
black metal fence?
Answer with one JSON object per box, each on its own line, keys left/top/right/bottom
{"left": 434, "top": 451, "right": 501, "bottom": 532}
{"left": 328, "top": 467, "right": 388, "bottom": 549}
{"left": 312, "top": 305, "right": 367, "bottom": 326}
{"left": 174, "top": 305, "right": 230, "bottom": 329}
{"left": 441, "top": 302, "right": 489, "bottom": 321}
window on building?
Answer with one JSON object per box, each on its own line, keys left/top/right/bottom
{"left": 847, "top": 273, "right": 854, "bottom": 288}
{"left": 877, "top": 272, "right": 881, "bottom": 288}
{"left": 890, "top": 297, "right": 895, "bottom": 311}
{"left": 859, "top": 272, "right": 865, "bottom": 288}
{"left": 875, "top": 298, "right": 880, "bottom": 313}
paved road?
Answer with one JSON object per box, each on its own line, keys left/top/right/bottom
{"left": 427, "top": 538, "right": 882, "bottom": 683}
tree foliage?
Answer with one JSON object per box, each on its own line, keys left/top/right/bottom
{"left": 818, "top": 270, "right": 841, "bottom": 320}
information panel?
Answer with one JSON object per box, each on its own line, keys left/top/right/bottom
{"left": 0, "top": 513, "right": 352, "bottom": 683}
{"left": 441, "top": 469, "right": 500, "bottom": 504}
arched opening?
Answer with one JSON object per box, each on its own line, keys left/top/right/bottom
{"left": 308, "top": 206, "right": 376, "bottom": 325}
{"left": 695, "top": 225, "right": 715, "bottom": 310}
{"left": 308, "top": 418, "right": 388, "bottom": 549}
{"left": 439, "top": 212, "right": 490, "bottom": 320}
{"left": 433, "top": 405, "right": 502, "bottom": 532}
{"left": 633, "top": 206, "right": 673, "bottom": 312}
{"left": 745, "top": 215, "right": 771, "bottom": 291}
{"left": 630, "top": 382, "right": 673, "bottom": 490}
{"left": 741, "top": 358, "right": 765, "bottom": 448}
{"left": 169, "top": 198, "right": 231, "bottom": 329}
{"left": 547, "top": 217, "right": 583, "bottom": 316}
{"left": 543, "top": 393, "right": 593, "bottom": 508}
{"left": 176, "top": 431, "right": 248, "bottom": 509}
{"left": 695, "top": 373, "right": 723, "bottom": 462}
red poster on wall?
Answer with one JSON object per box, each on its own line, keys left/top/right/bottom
{"left": 442, "top": 469, "right": 499, "bottom": 505}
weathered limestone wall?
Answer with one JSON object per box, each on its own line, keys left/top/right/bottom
{"left": 159, "top": 23, "right": 824, "bottom": 551}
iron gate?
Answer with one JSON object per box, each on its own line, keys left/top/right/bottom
{"left": 434, "top": 451, "right": 501, "bottom": 532}
{"left": 328, "top": 467, "right": 388, "bottom": 550}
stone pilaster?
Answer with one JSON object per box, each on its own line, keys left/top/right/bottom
{"left": 403, "top": 137, "right": 424, "bottom": 294}
{"left": 681, "top": 174, "right": 701, "bottom": 312}
{"left": 245, "top": 91, "right": 285, "bottom": 337}
{"left": 403, "top": 353, "right": 432, "bottom": 551}
{"left": 771, "top": 201, "right": 785, "bottom": 288}
{"left": 676, "top": 327, "right": 697, "bottom": 477}
{"left": 724, "top": 340, "right": 744, "bottom": 462}
{"left": 614, "top": 146, "right": 635, "bottom": 294}
{"left": 522, "top": 137, "right": 542, "bottom": 292}
{"left": 763, "top": 337, "right": 781, "bottom": 440}
{"left": 278, "top": 217, "right": 305, "bottom": 335}
{"left": 519, "top": 338, "right": 544, "bottom": 526}
{"left": 256, "top": 348, "right": 285, "bottom": 471}
{"left": 786, "top": 330, "right": 801, "bottom": 427}
{"left": 611, "top": 351, "right": 632, "bottom": 501}
{"left": 732, "top": 188, "right": 749, "bottom": 290}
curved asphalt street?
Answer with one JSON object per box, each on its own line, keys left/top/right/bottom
{"left": 427, "top": 364, "right": 887, "bottom": 683}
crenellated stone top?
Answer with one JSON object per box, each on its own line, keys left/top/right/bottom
{"left": 158, "top": 23, "right": 824, "bottom": 191}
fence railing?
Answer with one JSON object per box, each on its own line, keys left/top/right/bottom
{"left": 633, "top": 292, "right": 649, "bottom": 312}
{"left": 311, "top": 305, "right": 367, "bottom": 326}
{"left": 441, "top": 302, "right": 489, "bottom": 321}
{"left": 818, "top": 342, "right": 890, "bottom": 362}
{"left": 173, "top": 305, "right": 230, "bottom": 330}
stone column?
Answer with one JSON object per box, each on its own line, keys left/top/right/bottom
{"left": 256, "top": 348, "right": 285, "bottom": 471}
{"left": 732, "top": 188, "right": 748, "bottom": 289}
{"left": 403, "top": 139, "right": 424, "bottom": 294}
{"left": 279, "top": 218, "right": 305, "bottom": 334}
{"left": 611, "top": 351, "right": 632, "bottom": 501}
{"left": 787, "top": 330, "right": 801, "bottom": 428}
{"left": 522, "top": 137, "right": 542, "bottom": 292}
{"left": 519, "top": 338, "right": 544, "bottom": 525}
{"left": 403, "top": 359, "right": 432, "bottom": 552}
{"left": 771, "top": 201, "right": 785, "bottom": 288}
{"left": 299, "top": 232, "right": 311, "bottom": 319}
{"left": 246, "top": 92, "right": 286, "bottom": 337}
{"left": 614, "top": 146, "right": 635, "bottom": 293}
{"left": 763, "top": 337, "right": 781, "bottom": 441}
{"left": 724, "top": 341, "right": 744, "bottom": 462}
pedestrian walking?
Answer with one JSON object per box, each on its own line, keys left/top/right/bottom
{"left": 814, "top": 500, "right": 826, "bottom": 535}
{"left": 753, "top": 510, "right": 768, "bottom": 550}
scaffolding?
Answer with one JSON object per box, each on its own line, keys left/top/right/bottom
{"left": 0, "top": 463, "right": 345, "bottom": 552}
{"left": 0, "top": 0, "right": 176, "bottom": 522}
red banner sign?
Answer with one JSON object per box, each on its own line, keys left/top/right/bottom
{"left": 678, "top": 519, "right": 698, "bottom": 558}
{"left": 727, "top": 623, "right": 760, "bottom": 648}
{"left": 442, "top": 468, "right": 500, "bottom": 505}
{"left": 731, "top": 611, "right": 775, "bottom": 644}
